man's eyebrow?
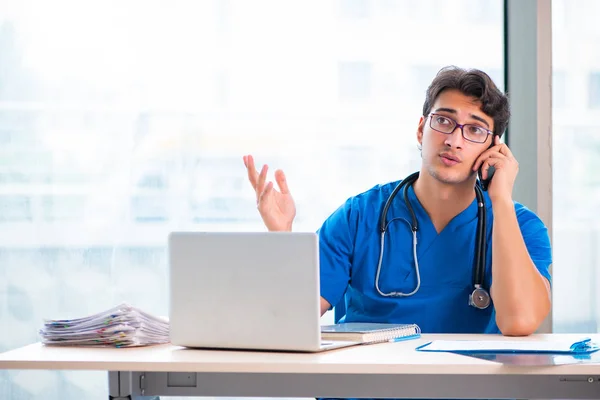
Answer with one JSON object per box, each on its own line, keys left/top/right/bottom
{"left": 434, "top": 107, "right": 457, "bottom": 114}
{"left": 434, "top": 107, "right": 490, "bottom": 128}
{"left": 469, "top": 114, "right": 490, "bottom": 128}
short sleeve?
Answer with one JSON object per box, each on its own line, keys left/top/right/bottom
{"left": 316, "top": 198, "right": 357, "bottom": 310}
{"left": 516, "top": 204, "right": 553, "bottom": 286}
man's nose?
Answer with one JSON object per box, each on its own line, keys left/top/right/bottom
{"left": 444, "top": 126, "right": 464, "bottom": 148}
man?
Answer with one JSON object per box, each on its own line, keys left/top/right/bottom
{"left": 243, "top": 66, "right": 551, "bottom": 336}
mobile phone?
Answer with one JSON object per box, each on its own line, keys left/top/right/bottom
{"left": 478, "top": 136, "right": 496, "bottom": 191}
{"left": 478, "top": 165, "right": 495, "bottom": 191}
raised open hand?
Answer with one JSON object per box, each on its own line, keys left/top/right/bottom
{"left": 243, "top": 155, "right": 296, "bottom": 231}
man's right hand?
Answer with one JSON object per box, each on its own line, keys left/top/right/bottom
{"left": 243, "top": 155, "right": 296, "bottom": 232}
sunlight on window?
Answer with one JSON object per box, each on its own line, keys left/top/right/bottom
{"left": 552, "top": 0, "right": 600, "bottom": 333}
{"left": 0, "top": 1, "right": 503, "bottom": 398}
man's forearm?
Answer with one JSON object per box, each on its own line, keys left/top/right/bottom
{"left": 490, "top": 198, "right": 551, "bottom": 336}
{"left": 320, "top": 297, "right": 331, "bottom": 317}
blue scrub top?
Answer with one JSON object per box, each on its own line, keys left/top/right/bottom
{"left": 318, "top": 179, "right": 553, "bottom": 334}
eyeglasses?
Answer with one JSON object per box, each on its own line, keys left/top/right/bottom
{"left": 428, "top": 113, "right": 493, "bottom": 144}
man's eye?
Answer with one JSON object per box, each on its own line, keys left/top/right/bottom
{"left": 468, "top": 126, "right": 486, "bottom": 135}
{"left": 436, "top": 116, "right": 451, "bottom": 125}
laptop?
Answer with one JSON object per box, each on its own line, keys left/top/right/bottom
{"left": 168, "top": 231, "right": 357, "bottom": 352}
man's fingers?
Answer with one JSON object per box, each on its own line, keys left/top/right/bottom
{"left": 486, "top": 152, "right": 507, "bottom": 160}
{"left": 497, "top": 143, "right": 513, "bottom": 157}
{"left": 255, "top": 164, "right": 268, "bottom": 198}
{"left": 480, "top": 161, "right": 490, "bottom": 179}
{"left": 473, "top": 146, "right": 510, "bottom": 171}
{"left": 245, "top": 155, "right": 259, "bottom": 189}
{"left": 480, "top": 159, "right": 499, "bottom": 179}
{"left": 482, "top": 156, "right": 505, "bottom": 178}
{"left": 258, "top": 181, "right": 273, "bottom": 205}
{"left": 473, "top": 156, "right": 486, "bottom": 170}
{"left": 491, "top": 136, "right": 512, "bottom": 157}
{"left": 244, "top": 156, "right": 288, "bottom": 200}
{"left": 274, "top": 169, "right": 290, "bottom": 195}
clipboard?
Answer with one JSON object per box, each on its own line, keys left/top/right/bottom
{"left": 415, "top": 337, "right": 600, "bottom": 354}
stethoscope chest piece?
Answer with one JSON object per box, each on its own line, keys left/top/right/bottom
{"left": 469, "top": 285, "right": 491, "bottom": 309}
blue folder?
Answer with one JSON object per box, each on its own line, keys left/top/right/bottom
{"left": 415, "top": 337, "right": 600, "bottom": 354}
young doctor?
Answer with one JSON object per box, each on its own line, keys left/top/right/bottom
{"left": 243, "top": 66, "right": 552, "bottom": 336}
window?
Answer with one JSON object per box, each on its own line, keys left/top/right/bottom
{"left": 338, "top": 61, "right": 373, "bottom": 100}
{"left": 131, "top": 195, "right": 168, "bottom": 223}
{"left": 412, "top": 65, "right": 446, "bottom": 99}
{"left": 589, "top": 72, "right": 600, "bottom": 108}
{"left": 552, "top": 1, "right": 600, "bottom": 333}
{"left": 553, "top": 70, "right": 567, "bottom": 109}
{"left": 463, "top": 0, "right": 500, "bottom": 23}
{"left": 339, "top": 0, "right": 371, "bottom": 19}
{"left": 0, "top": 196, "right": 31, "bottom": 222}
{"left": 0, "top": 1, "right": 504, "bottom": 398}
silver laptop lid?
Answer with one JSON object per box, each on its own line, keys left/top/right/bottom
{"left": 168, "top": 231, "right": 322, "bottom": 351}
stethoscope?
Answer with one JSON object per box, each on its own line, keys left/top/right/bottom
{"left": 374, "top": 171, "right": 491, "bottom": 309}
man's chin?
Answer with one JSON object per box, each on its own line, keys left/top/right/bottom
{"left": 428, "top": 166, "right": 475, "bottom": 185}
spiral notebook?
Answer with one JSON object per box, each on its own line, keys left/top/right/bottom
{"left": 320, "top": 322, "right": 421, "bottom": 344}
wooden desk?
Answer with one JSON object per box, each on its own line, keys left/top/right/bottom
{"left": 2, "top": 334, "right": 600, "bottom": 400}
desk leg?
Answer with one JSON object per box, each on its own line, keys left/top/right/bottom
{"left": 108, "top": 371, "right": 160, "bottom": 400}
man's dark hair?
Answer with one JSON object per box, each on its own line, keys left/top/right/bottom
{"left": 422, "top": 66, "right": 510, "bottom": 137}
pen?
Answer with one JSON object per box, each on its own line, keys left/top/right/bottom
{"left": 389, "top": 334, "right": 421, "bottom": 343}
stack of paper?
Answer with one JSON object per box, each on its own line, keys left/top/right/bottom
{"left": 39, "top": 303, "right": 169, "bottom": 347}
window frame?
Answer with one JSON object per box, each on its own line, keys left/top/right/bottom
{"left": 505, "top": 0, "right": 553, "bottom": 333}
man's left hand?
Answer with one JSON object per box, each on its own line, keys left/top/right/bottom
{"left": 472, "top": 135, "right": 519, "bottom": 202}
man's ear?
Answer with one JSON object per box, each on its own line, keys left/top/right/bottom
{"left": 417, "top": 116, "right": 425, "bottom": 146}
